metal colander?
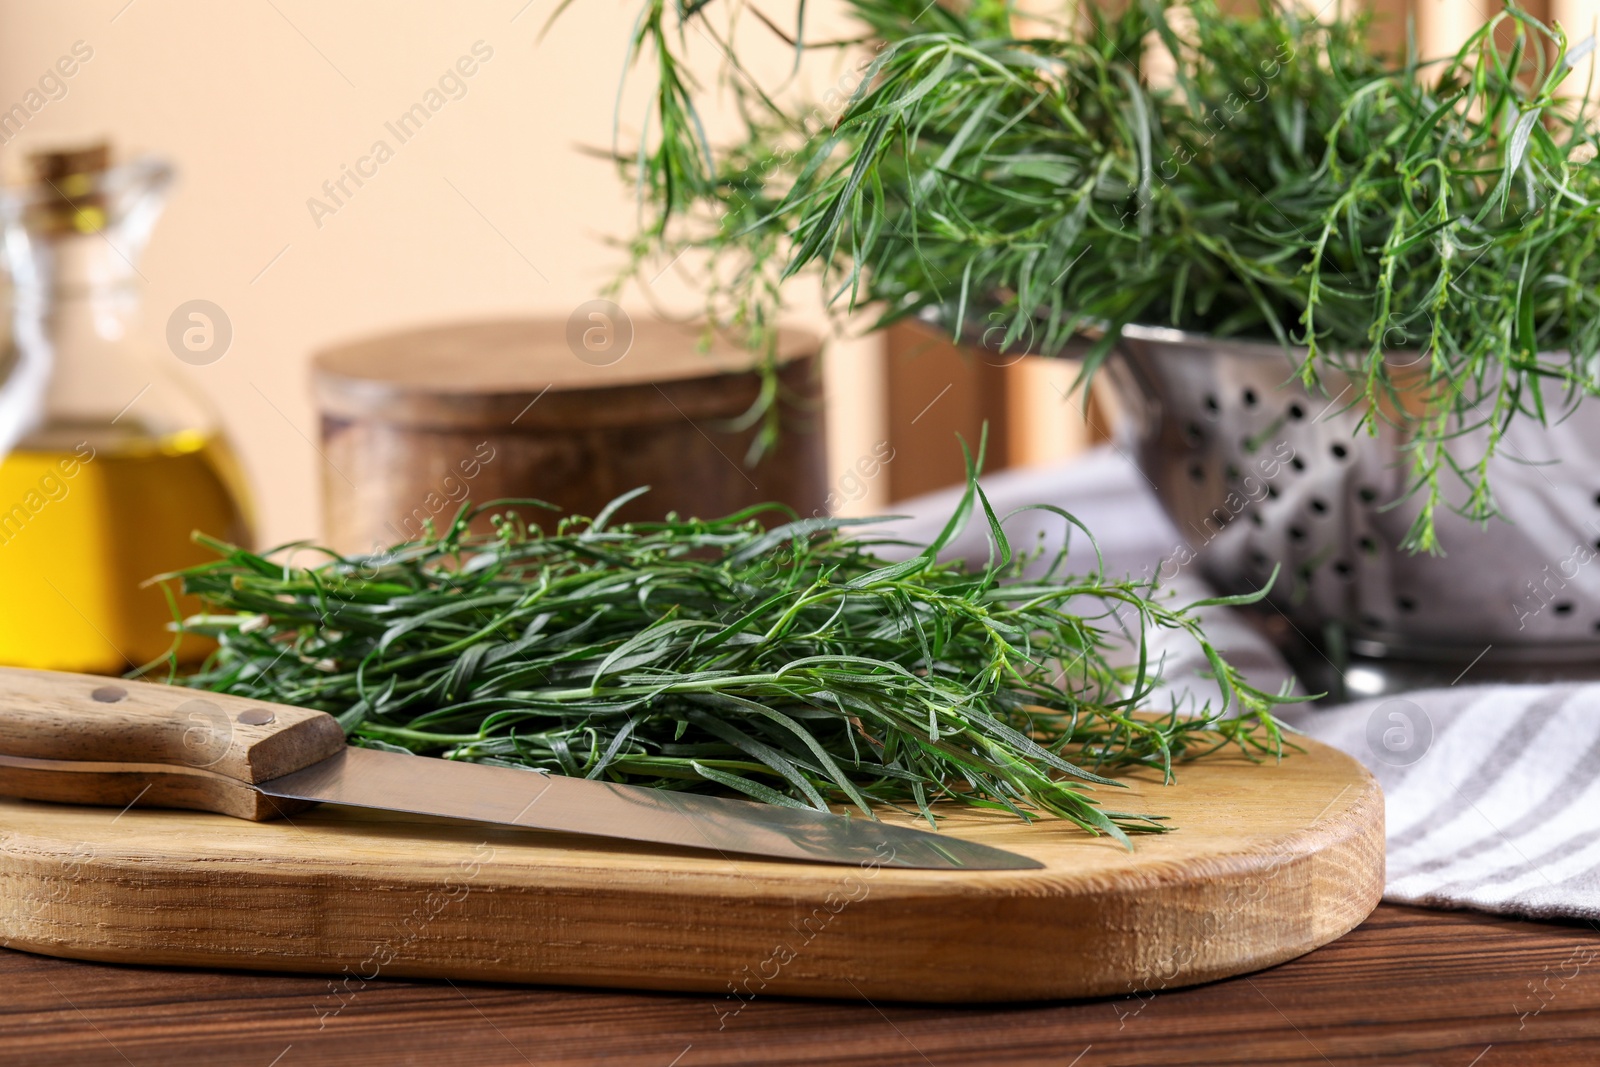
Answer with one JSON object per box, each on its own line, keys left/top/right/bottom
{"left": 1107, "top": 325, "right": 1600, "bottom": 669}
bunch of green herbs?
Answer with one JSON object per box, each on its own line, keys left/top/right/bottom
{"left": 602, "top": 0, "right": 1600, "bottom": 550}
{"left": 161, "top": 469, "right": 1289, "bottom": 842}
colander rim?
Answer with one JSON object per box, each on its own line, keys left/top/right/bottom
{"left": 1118, "top": 323, "right": 1290, "bottom": 352}
{"left": 1116, "top": 323, "right": 1455, "bottom": 370}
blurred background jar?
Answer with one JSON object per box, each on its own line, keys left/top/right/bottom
{"left": 0, "top": 144, "right": 252, "bottom": 674}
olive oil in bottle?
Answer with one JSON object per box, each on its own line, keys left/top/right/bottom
{"left": 0, "top": 145, "right": 253, "bottom": 673}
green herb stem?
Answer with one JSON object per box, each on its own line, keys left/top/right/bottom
{"left": 161, "top": 459, "right": 1294, "bottom": 844}
{"left": 605, "top": 0, "right": 1600, "bottom": 550}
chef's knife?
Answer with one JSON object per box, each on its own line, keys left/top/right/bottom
{"left": 0, "top": 667, "right": 1041, "bottom": 871}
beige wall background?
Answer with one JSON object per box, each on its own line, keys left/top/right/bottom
{"left": 0, "top": 0, "right": 888, "bottom": 548}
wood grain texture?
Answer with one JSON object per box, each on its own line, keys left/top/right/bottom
{"left": 0, "top": 736, "right": 1382, "bottom": 1002}
{"left": 313, "top": 319, "right": 821, "bottom": 413}
{"left": 0, "top": 668, "right": 346, "bottom": 820}
{"left": 310, "top": 318, "right": 828, "bottom": 554}
{"left": 4, "top": 905, "right": 1592, "bottom": 1067}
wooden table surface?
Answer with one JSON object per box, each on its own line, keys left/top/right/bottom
{"left": 2, "top": 904, "right": 1597, "bottom": 1066}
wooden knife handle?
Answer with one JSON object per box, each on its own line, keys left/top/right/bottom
{"left": 0, "top": 666, "right": 347, "bottom": 820}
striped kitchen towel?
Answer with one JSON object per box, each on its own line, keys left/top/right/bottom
{"left": 883, "top": 447, "right": 1600, "bottom": 920}
{"left": 1278, "top": 686, "right": 1600, "bottom": 920}
{"left": 1138, "top": 590, "right": 1600, "bottom": 920}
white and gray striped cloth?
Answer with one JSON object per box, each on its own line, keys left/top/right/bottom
{"left": 1278, "top": 685, "right": 1600, "bottom": 920}
{"left": 887, "top": 447, "right": 1600, "bottom": 920}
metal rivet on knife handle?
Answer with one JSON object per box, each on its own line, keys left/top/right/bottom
{"left": 0, "top": 666, "right": 347, "bottom": 821}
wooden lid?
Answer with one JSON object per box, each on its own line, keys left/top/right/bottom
{"left": 313, "top": 317, "right": 819, "bottom": 430}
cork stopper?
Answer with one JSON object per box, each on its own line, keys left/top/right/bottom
{"left": 26, "top": 142, "right": 111, "bottom": 235}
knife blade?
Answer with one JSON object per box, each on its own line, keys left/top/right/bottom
{"left": 0, "top": 667, "right": 1041, "bottom": 871}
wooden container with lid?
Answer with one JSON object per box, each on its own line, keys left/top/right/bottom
{"left": 312, "top": 318, "right": 824, "bottom": 554}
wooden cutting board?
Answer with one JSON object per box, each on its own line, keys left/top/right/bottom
{"left": 0, "top": 738, "right": 1381, "bottom": 1003}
